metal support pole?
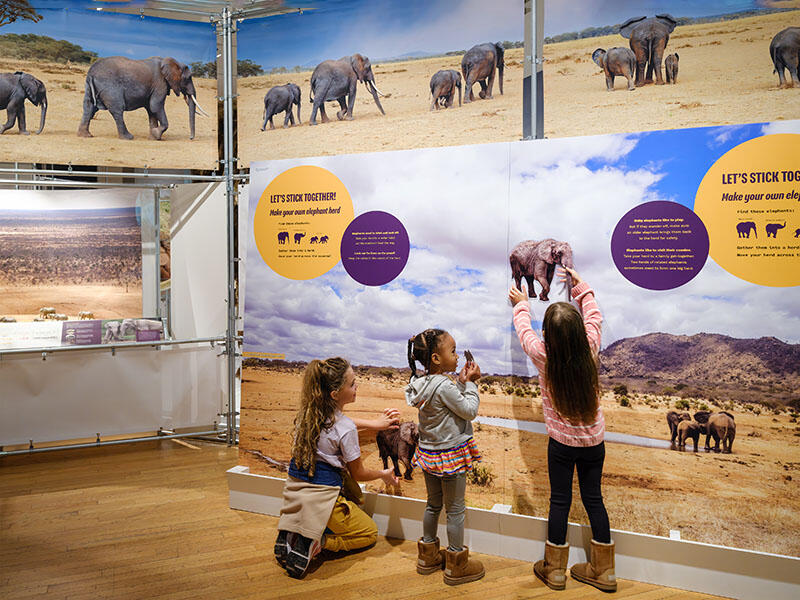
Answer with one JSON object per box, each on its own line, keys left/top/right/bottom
{"left": 221, "top": 7, "right": 239, "bottom": 447}
{"left": 523, "top": 0, "right": 544, "bottom": 140}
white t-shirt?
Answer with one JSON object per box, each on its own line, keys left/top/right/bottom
{"left": 316, "top": 410, "right": 361, "bottom": 469}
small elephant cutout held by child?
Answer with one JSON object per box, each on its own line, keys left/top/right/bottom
{"left": 376, "top": 421, "right": 419, "bottom": 480}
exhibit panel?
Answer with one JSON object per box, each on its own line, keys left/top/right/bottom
{"left": 241, "top": 121, "right": 800, "bottom": 559}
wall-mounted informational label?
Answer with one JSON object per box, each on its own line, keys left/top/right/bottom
{"left": 611, "top": 201, "right": 709, "bottom": 290}
{"left": 695, "top": 134, "right": 800, "bottom": 287}
{"left": 253, "top": 166, "right": 355, "bottom": 280}
{"left": 340, "top": 211, "right": 410, "bottom": 286}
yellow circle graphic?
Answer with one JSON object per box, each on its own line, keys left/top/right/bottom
{"left": 254, "top": 166, "right": 354, "bottom": 280}
{"left": 694, "top": 134, "right": 800, "bottom": 287}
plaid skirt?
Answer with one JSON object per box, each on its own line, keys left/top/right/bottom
{"left": 412, "top": 437, "right": 481, "bottom": 476}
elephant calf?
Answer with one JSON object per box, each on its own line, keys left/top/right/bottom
{"left": 592, "top": 48, "right": 636, "bottom": 91}
{"left": 0, "top": 71, "right": 47, "bottom": 135}
{"left": 261, "top": 83, "right": 301, "bottom": 130}
{"left": 770, "top": 27, "right": 800, "bottom": 88}
{"left": 429, "top": 69, "right": 462, "bottom": 110}
{"left": 376, "top": 421, "right": 418, "bottom": 480}
{"left": 666, "top": 410, "right": 690, "bottom": 445}
{"left": 665, "top": 53, "right": 679, "bottom": 84}
{"left": 677, "top": 420, "right": 701, "bottom": 452}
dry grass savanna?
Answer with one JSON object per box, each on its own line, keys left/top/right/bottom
{"left": 0, "top": 210, "right": 142, "bottom": 320}
{"left": 237, "top": 10, "right": 800, "bottom": 166}
{"left": 0, "top": 59, "right": 218, "bottom": 170}
{"left": 240, "top": 363, "right": 800, "bottom": 557}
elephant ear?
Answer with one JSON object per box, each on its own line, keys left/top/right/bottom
{"left": 535, "top": 239, "right": 556, "bottom": 263}
{"left": 656, "top": 13, "right": 678, "bottom": 32}
{"left": 399, "top": 422, "right": 416, "bottom": 445}
{"left": 592, "top": 49, "right": 607, "bottom": 68}
{"left": 619, "top": 15, "right": 647, "bottom": 39}
{"left": 350, "top": 54, "right": 367, "bottom": 82}
{"left": 693, "top": 410, "right": 711, "bottom": 424}
{"left": 160, "top": 57, "right": 183, "bottom": 96}
{"left": 19, "top": 73, "right": 45, "bottom": 106}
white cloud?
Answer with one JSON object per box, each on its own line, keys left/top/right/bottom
{"left": 761, "top": 120, "right": 800, "bottom": 136}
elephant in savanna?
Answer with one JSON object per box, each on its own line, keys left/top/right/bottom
{"left": 0, "top": 71, "right": 47, "bottom": 135}
{"left": 765, "top": 221, "right": 786, "bottom": 238}
{"left": 120, "top": 318, "right": 163, "bottom": 337}
{"left": 664, "top": 53, "right": 679, "bottom": 83}
{"left": 677, "top": 420, "right": 702, "bottom": 452}
{"left": 77, "top": 56, "right": 209, "bottom": 140}
{"left": 308, "top": 54, "right": 385, "bottom": 125}
{"left": 509, "top": 239, "right": 574, "bottom": 301}
{"left": 694, "top": 410, "right": 736, "bottom": 453}
{"left": 429, "top": 69, "right": 462, "bottom": 110}
{"left": 736, "top": 221, "right": 757, "bottom": 238}
{"left": 591, "top": 47, "right": 636, "bottom": 91}
{"left": 666, "top": 410, "right": 691, "bottom": 445}
{"left": 770, "top": 27, "right": 800, "bottom": 88}
{"left": 461, "top": 42, "right": 504, "bottom": 103}
{"left": 619, "top": 14, "right": 678, "bottom": 86}
{"left": 261, "top": 83, "right": 301, "bottom": 130}
{"left": 376, "top": 421, "right": 419, "bottom": 480}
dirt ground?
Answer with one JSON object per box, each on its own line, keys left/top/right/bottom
{"left": 0, "top": 60, "right": 218, "bottom": 170}
{"left": 238, "top": 10, "right": 800, "bottom": 167}
{"left": 240, "top": 365, "right": 800, "bottom": 557}
{"left": 0, "top": 285, "right": 141, "bottom": 321}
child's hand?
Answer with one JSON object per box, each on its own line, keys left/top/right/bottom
{"left": 375, "top": 408, "right": 400, "bottom": 430}
{"left": 466, "top": 361, "right": 481, "bottom": 382}
{"left": 457, "top": 364, "right": 469, "bottom": 384}
{"left": 508, "top": 285, "right": 528, "bottom": 306}
{"left": 380, "top": 468, "right": 399, "bottom": 487}
{"left": 559, "top": 266, "right": 581, "bottom": 286}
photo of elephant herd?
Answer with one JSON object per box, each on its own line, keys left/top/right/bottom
{"left": 0, "top": 208, "right": 142, "bottom": 322}
{"left": 238, "top": 9, "right": 799, "bottom": 165}
{"left": 240, "top": 328, "right": 800, "bottom": 557}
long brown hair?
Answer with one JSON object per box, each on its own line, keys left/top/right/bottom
{"left": 542, "top": 302, "right": 599, "bottom": 424}
{"left": 292, "top": 357, "right": 350, "bottom": 476}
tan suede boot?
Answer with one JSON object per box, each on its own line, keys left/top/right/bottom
{"left": 533, "top": 540, "right": 569, "bottom": 590}
{"left": 570, "top": 539, "right": 617, "bottom": 592}
{"left": 443, "top": 546, "right": 485, "bottom": 585}
{"left": 417, "top": 538, "right": 444, "bottom": 574}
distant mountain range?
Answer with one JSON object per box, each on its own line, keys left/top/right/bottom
{"left": 599, "top": 332, "right": 800, "bottom": 391}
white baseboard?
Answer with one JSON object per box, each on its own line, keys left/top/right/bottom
{"left": 227, "top": 466, "right": 800, "bottom": 599}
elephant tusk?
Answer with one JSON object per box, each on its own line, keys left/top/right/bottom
{"left": 371, "top": 82, "right": 386, "bottom": 97}
{"left": 191, "top": 95, "right": 211, "bottom": 118}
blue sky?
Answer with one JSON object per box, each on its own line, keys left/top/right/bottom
{"left": 4, "top": 1, "right": 768, "bottom": 70}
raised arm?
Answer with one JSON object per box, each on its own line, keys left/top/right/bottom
{"left": 349, "top": 408, "right": 400, "bottom": 431}
{"left": 509, "top": 284, "right": 546, "bottom": 370}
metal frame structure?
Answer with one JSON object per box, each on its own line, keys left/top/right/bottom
{"left": 0, "top": 1, "right": 302, "bottom": 455}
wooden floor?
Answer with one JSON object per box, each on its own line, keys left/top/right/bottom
{"left": 0, "top": 440, "right": 728, "bottom": 600}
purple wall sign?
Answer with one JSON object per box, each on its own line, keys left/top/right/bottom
{"left": 61, "top": 320, "right": 102, "bottom": 345}
{"left": 340, "top": 211, "right": 410, "bottom": 286}
{"left": 611, "top": 201, "right": 709, "bottom": 290}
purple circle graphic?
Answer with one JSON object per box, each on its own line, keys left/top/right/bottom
{"left": 610, "top": 201, "right": 709, "bottom": 290}
{"left": 340, "top": 211, "right": 410, "bottom": 286}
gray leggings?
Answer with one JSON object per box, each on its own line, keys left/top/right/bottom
{"left": 422, "top": 470, "right": 466, "bottom": 551}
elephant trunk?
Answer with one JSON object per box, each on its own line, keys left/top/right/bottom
{"left": 36, "top": 95, "right": 47, "bottom": 135}
{"left": 365, "top": 80, "right": 386, "bottom": 115}
{"left": 185, "top": 94, "right": 197, "bottom": 140}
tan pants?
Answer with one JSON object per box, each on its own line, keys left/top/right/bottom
{"left": 323, "top": 495, "right": 378, "bottom": 552}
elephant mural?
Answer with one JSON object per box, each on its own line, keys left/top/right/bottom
{"left": 619, "top": 14, "right": 678, "bottom": 86}
{"left": 591, "top": 47, "right": 636, "bottom": 91}
{"left": 666, "top": 410, "right": 691, "bottom": 445}
{"left": 0, "top": 71, "right": 47, "bottom": 135}
{"left": 694, "top": 410, "right": 736, "bottom": 453}
{"left": 461, "top": 42, "right": 504, "bottom": 103}
{"left": 308, "top": 54, "right": 385, "bottom": 125}
{"left": 376, "top": 421, "right": 419, "bottom": 480}
{"left": 77, "top": 56, "right": 209, "bottom": 140}
{"left": 509, "top": 238, "right": 574, "bottom": 301}
{"left": 769, "top": 27, "right": 800, "bottom": 88}
{"left": 736, "top": 221, "right": 757, "bottom": 238}
{"left": 261, "top": 83, "right": 301, "bottom": 130}
{"left": 765, "top": 221, "right": 786, "bottom": 238}
{"left": 665, "top": 53, "right": 679, "bottom": 84}
{"left": 429, "top": 69, "right": 462, "bottom": 110}
{"left": 677, "top": 420, "right": 702, "bottom": 452}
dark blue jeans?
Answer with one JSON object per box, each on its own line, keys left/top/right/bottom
{"left": 547, "top": 437, "right": 611, "bottom": 545}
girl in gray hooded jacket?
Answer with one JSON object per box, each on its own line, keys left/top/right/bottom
{"left": 406, "top": 328, "right": 484, "bottom": 585}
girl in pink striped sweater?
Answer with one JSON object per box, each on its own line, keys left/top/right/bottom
{"left": 509, "top": 266, "right": 616, "bottom": 593}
